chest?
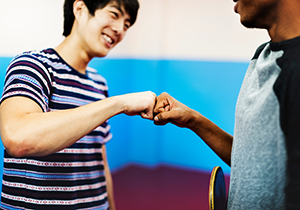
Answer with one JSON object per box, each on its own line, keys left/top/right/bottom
{"left": 48, "top": 71, "right": 107, "bottom": 110}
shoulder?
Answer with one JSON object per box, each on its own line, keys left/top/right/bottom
{"left": 251, "top": 42, "right": 270, "bottom": 60}
{"left": 86, "top": 66, "right": 108, "bottom": 86}
{"left": 8, "top": 49, "right": 60, "bottom": 71}
{"left": 6, "top": 49, "right": 59, "bottom": 84}
{"left": 275, "top": 42, "right": 300, "bottom": 89}
{"left": 273, "top": 42, "right": 300, "bottom": 122}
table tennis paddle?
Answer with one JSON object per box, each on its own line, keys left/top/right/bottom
{"left": 209, "top": 166, "right": 227, "bottom": 210}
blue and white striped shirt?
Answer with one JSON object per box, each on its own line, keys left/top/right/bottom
{"left": 0, "top": 48, "right": 112, "bottom": 210}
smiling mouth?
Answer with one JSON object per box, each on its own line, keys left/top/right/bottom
{"left": 102, "top": 34, "right": 115, "bottom": 45}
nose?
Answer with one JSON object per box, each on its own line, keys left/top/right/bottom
{"left": 111, "top": 19, "right": 125, "bottom": 36}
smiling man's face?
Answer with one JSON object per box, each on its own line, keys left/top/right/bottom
{"left": 76, "top": 1, "right": 132, "bottom": 58}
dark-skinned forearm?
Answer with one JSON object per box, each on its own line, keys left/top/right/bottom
{"left": 187, "top": 109, "right": 233, "bottom": 166}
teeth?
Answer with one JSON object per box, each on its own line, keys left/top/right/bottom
{"left": 103, "top": 34, "right": 113, "bottom": 44}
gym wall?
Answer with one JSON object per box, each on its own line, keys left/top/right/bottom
{"left": 0, "top": 0, "right": 270, "bottom": 178}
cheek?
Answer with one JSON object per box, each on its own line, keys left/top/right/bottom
{"left": 117, "top": 33, "right": 126, "bottom": 44}
{"left": 87, "top": 25, "right": 102, "bottom": 41}
{"left": 239, "top": 3, "right": 252, "bottom": 18}
{"left": 241, "top": 1, "right": 257, "bottom": 13}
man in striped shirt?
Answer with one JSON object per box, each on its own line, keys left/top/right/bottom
{"left": 0, "top": 0, "right": 156, "bottom": 209}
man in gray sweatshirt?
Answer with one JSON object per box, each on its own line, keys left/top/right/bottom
{"left": 154, "top": 0, "right": 300, "bottom": 209}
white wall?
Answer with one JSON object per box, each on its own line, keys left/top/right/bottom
{"left": 0, "top": 0, "right": 64, "bottom": 56}
{"left": 0, "top": 0, "right": 270, "bottom": 61}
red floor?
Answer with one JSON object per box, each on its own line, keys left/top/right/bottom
{"left": 112, "top": 165, "right": 230, "bottom": 210}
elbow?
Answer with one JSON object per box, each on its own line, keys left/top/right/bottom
{"left": 1, "top": 133, "right": 31, "bottom": 158}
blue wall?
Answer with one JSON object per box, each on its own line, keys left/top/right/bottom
{"left": 89, "top": 58, "right": 249, "bottom": 173}
{"left": 0, "top": 57, "right": 249, "bottom": 178}
{"left": 0, "top": 57, "right": 10, "bottom": 89}
{"left": 0, "top": 58, "right": 10, "bottom": 182}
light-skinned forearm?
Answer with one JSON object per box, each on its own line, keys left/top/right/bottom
{"left": 186, "top": 109, "right": 233, "bottom": 166}
{"left": 0, "top": 92, "right": 155, "bottom": 157}
{"left": 0, "top": 96, "right": 123, "bottom": 157}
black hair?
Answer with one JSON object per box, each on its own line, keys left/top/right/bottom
{"left": 63, "top": 0, "right": 139, "bottom": 37}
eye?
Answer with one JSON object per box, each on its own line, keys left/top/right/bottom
{"left": 111, "top": 12, "right": 119, "bottom": 18}
{"left": 124, "top": 23, "right": 130, "bottom": 30}
{"left": 124, "top": 21, "right": 131, "bottom": 30}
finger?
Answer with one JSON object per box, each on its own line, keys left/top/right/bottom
{"left": 165, "top": 105, "right": 170, "bottom": 112}
{"left": 140, "top": 111, "right": 149, "bottom": 119}
{"left": 141, "top": 108, "right": 153, "bottom": 119}
{"left": 140, "top": 105, "right": 154, "bottom": 120}
{"left": 153, "top": 95, "right": 164, "bottom": 113}
{"left": 154, "top": 113, "right": 169, "bottom": 126}
{"left": 153, "top": 111, "right": 173, "bottom": 125}
{"left": 154, "top": 103, "right": 170, "bottom": 116}
{"left": 154, "top": 99, "right": 170, "bottom": 114}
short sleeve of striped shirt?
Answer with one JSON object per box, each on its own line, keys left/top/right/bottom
{"left": 0, "top": 53, "right": 52, "bottom": 112}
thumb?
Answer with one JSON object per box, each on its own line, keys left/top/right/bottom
{"left": 154, "top": 110, "right": 175, "bottom": 126}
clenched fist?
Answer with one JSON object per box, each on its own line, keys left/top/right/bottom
{"left": 121, "top": 91, "right": 156, "bottom": 120}
{"left": 153, "top": 92, "right": 195, "bottom": 128}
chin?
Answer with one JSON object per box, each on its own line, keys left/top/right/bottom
{"left": 240, "top": 12, "right": 272, "bottom": 30}
{"left": 241, "top": 20, "right": 255, "bottom": 29}
{"left": 241, "top": 19, "right": 268, "bottom": 29}
{"left": 99, "top": 54, "right": 108, "bottom": 58}
{"left": 240, "top": 14, "right": 260, "bottom": 29}
{"left": 95, "top": 51, "right": 109, "bottom": 58}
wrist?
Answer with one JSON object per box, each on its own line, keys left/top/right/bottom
{"left": 116, "top": 95, "right": 128, "bottom": 115}
{"left": 186, "top": 109, "right": 204, "bottom": 131}
{"left": 102, "top": 95, "right": 125, "bottom": 117}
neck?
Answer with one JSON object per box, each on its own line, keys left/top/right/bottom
{"left": 54, "top": 36, "right": 92, "bottom": 74}
{"left": 268, "top": 2, "right": 300, "bottom": 42}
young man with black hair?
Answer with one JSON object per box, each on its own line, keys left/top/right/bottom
{"left": 154, "top": 0, "right": 300, "bottom": 209}
{"left": 0, "top": 0, "right": 155, "bottom": 209}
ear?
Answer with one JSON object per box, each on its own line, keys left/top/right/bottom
{"left": 73, "top": 0, "right": 87, "bottom": 20}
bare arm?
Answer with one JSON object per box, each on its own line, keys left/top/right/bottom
{"left": 102, "top": 144, "right": 116, "bottom": 210}
{"left": 0, "top": 91, "right": 156, "bottom": 157}
{"left": 153, "top": 92, "right": 233, "bottom": 166}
